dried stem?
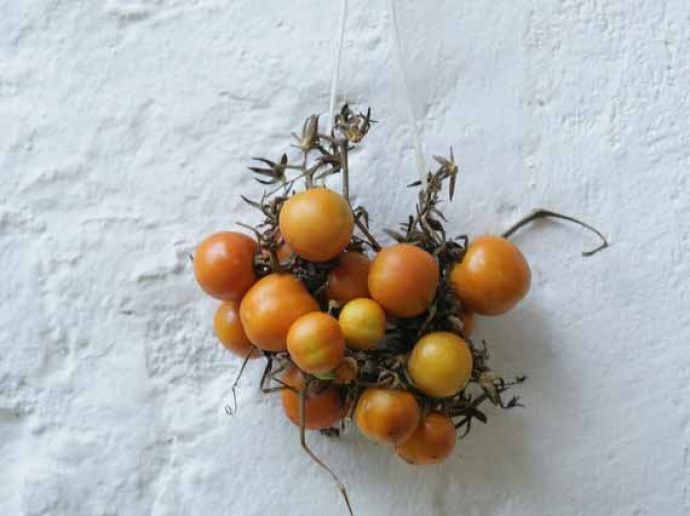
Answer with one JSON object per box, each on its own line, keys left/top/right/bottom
{"left": 224, "top": 346, "right": 255, "bottom": 416}
{"left": 300, "top": 384, "right": 354, "bottom": 516}
{"left": 502, "top": 209, "right": 609, "bottom": 257}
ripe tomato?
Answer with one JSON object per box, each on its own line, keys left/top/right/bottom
{"left": 281, "top": 366, "right": 346, "bottom": 430}
{"left": 338, "top": 298, "right": 386, "bottom": 350}
{"left": 450, "top": 235, "right": 531, "bottom": 315}
{"left": 461, "top": 312, "right": 474, "bottom": 337}
{"left": 193, "top": 231, "right": 257, "bottom": 301}
{"left": 368, "top": 244, "right": 439, "bottom": 318}
{"left": 354, "top": 388, "right": 421, "bottom": 445}
{"left": 396, "top": 412, "right": 456, "bottom": 465}
{"left": 287, "top": 312, "right": 345, "bottom": 374}
{"left": 333, "top": 358, "right": 358, "bottom": 384}
{"left": 407, "top": 332, "right": 473, "bottom": 398}
{"left": 213, "top": 301, "right": 261, "bottom": 359}
{"left": 239, "top": 274, "right": 319, "bottom": 352}
{"left": 279, "top": 188, "right": 354, "bottom": 262}
{"left": 327, "top": 251, "right": 371, "bottom": 304}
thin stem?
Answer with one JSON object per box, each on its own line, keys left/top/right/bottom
{"left": 502, "top": 209, "right": 609, "bottom": 257}
{"left": 339, "top": 140, "right": 350, "bottom": 202}
{"left": 328, "top": 0, "right": 348, "bottom": 133}
{"left": 224, "top": 347, "right": 255, "bottom": 416}
{"left": 300, "top": 385, "right": 354, "bottom": 516}
{"left": 354, "top": 216, "right": 381, "bottom": 251}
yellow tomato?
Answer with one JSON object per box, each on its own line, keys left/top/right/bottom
{"left": 287, "top": 312, "right": 345, "bottom": 374}
{"left": 407, "top": 332, "right": 473, "bottom": 398}
{"left": 338, "top": 298, "right": 386, "bottom": 350}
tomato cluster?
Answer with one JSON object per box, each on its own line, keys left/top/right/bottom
{"left": 194, "top": 185, "right": 531, "bottom": 466}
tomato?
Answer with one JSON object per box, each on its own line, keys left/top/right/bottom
{"left": 287, "top": 312, "right": 345, "bottom": 374}
{"left": 279, "top": 188, "right": 354, "bottom": 262}
{"left": 213, "top": 302, "right": 261, "bottom": 359}
{"left": 368, "top": 244, "right": 439, "bottom": 318}
{"left": 450, "top": 235, "right": 531, "bottom": 315}
{"left": 327, "top": 251, "right": 370, "bottom": 304}
{"left": 407, "top": 332, "right": 473, "bottom": 398}
{"left": 461, "top": 312, "right": 474, "bottom": 337}
{"left": 193, "top": 231, "right": 257, "bottom": 301}
{"left": 396, "top": 412, "right": 456, "bottom": 465}
{"left": 338, "top": 298, "right": 386, "bottom": 350}
{"left": 333, "top": 358, "right": 358, "bottom": 384}
{"left": 354, "top": 388, "right": 421, "bottom": 445}
{"left": 281, "top": 366, "right": 346, "bottom": 430}
{"left": 239, "top": 274, "right": 319, "bottom": 352}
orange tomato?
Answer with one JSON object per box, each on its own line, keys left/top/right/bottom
{"left": 396, "top": 412, "right": 456, "bottom": 465}
{"left": 327, "top": 251, "right": 370, "bottom": 303}
{"left": 279, "top": 188, "right": 354, "bottom": 262}
{"left": 450, "top": 235, "right": 531, "bottom": 315}
{"left": 368, "top": 244, "right": 439, "bottom": 318}
{"left": 338, "top": 298, "right": 386, "bottom": 350}
{"left": 461, "top": 312, "right": 474, "bottom": 337}
{"left": 287, "top": 312, "right": 345, "bottom": 374}
{"left": 354, "top": 388, "right": 421, "bottom": 445}
{"left": 333, "top": 358, "right": 358, "bottom": 384}
{"left": 239, "top": 274, "right": 319, "bottom": 352}
{"left": 213, "top": 302, "right": 261, "bottom": 359}
{"left": 281, "top": 366, "right": 346, "bottom": 430}
{"left": 193, "top": 231, "right": 257, "bottom": 301}
{"left": 407, "top": 332, "right": 473, "bottom": 398}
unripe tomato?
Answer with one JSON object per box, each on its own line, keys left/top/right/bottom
{"left": 279, "top": 188, "right": 354, "bottom": 262}
{"left": 368, "top": 244, "right": 439, "bottom": 318}
{"left": 461, "top": 312, "right": 474, "bottom": 337}
{"left": 327, "top": 251, "right": 371, "bottom": 304}
{"left": 281, "top": 366, "right": 346, "bottom": 430}
{"left": 239, "top": 274, "right": 319, "bottom": 352}
{"left": 450, "top": 235, "right": 531, "bottom": 315}
{"left": 396, "top": 412, "right": 456, "bottom": 465}
{"left": 338, "top": 298, "right": 386, "bottom": 350}
{"left": 287, "top": 312, "right": 345, "bottom": 374}
{"left": 407, "top": 332, "right": 473, "bottom": 398}
{"left": 193, "top": 231, "right": 257, "bottom": 301}
{"left": 354, "top": 388, "right": 421, "bottom": 445}
{"left": 213, "top": 302, "right": 261, "bottom": 359}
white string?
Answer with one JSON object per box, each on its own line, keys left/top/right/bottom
{"left": 388, "top": 0, "right": 426, "bottom": 182}
{"left": 328, "top": 0, "right": 349, "bottom": 133}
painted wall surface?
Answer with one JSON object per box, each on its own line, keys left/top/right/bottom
{"left": 2, "top": 1, "right": 689, "bottom": 515}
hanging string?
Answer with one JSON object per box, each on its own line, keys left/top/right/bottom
{"left": 388, "top": 0, "right": 426, "bottom": 182}
{"left": 328, "top": 0, "right": 349, "bottom": 133}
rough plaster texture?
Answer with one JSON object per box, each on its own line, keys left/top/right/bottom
{"left": 2, "top": 1, "right": 689, "bottom": 515}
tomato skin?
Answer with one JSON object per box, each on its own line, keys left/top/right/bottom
{"left": 279, "top": 188, "right": 354, "bottom": 262}
{"left": 461, "top": 312, "right": 474, "bottom": 337}
{"left": 239, "top": 274, "right": 319, "bottom": 352}
{"left": 213, "top": 302, "right": 261, "bottom": 359}
{"left": 338, "top": 298, "right": 386, "bottom": 350}
{"left": 396, "top": 412, "right": 456, "bottom": 465}
{"left": 333, "top": 358, "right": 358, "bottom": 384}
{"left": 281, "top": 366, "right": 346, "bottom": 430}
{"left": 407, "top": 332, "right": 473, "bottom": 398}
{"left": 193, "top": 231, "right": 257, "bottom": 301}
{"left": 354, "top": 388, "right": 421, "bottom": 445}
{"left": 327, "top": 252, "right": 371, "bottom": 304}
{"left": 287, "top": 312, "right": 345, "bottom": 374}
{"left": 450, "top": 235, "right": 531, "bottom": 315}
{"left": 368, "top": 244, "right": 439, "bottom": 318}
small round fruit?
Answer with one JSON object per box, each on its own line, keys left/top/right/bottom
{"left": 327, "top": 252, "right": 371, "bottom": 304}
{"left": 281, "top": 367, "right": 346, "bottom": 430}
{"left": 239, "top": 274, "right": 319, "bottom": 352}
{"left": 287, "top": 312, "right": 345, "bottom": 374}
{"left": 213, "top": 302, "right": 261, "bottom": 359}
{"left": 450, "top": 235, "right": 531, "bottom": 315}
{"left": 368, "top": 244, "right": 439, "bottom": 318}
{"left": 407, "top": 332, "right": 473, "bottom": 398}
{"left": 338, "top": 298, "right": 386, "bottom": 350}
{"left": 396, "top": 412, "right": 456, "bottom": 465}
{"left": 333, "top": 358, "right": 358, "bottom": 384}
{"left": 279, "top": 188, "right": 354, "bottom": 262}
{"left": 461, "top": 312, "right": 474, "bottom": 337}
{"left": 354, "top": 388, "right": 421, "bottom": 445}
{"left": 193, "top": 231, "right": 257, "bottom": 301}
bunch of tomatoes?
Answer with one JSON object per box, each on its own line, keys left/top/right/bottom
{"left": 193, "top": 182, "right": 531, "bottom": 466}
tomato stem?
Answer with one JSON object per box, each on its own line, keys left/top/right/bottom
{"left": 224, "top": 346, "right": 254, "bottom": 416}
{"left": 502, "top": 209, "right": 609, "bottom": 257}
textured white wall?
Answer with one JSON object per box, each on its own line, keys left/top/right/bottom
{"left": 2, "top": 1, "right": 689, "bottom": 515}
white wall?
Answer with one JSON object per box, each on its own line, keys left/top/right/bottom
{"left": 2, "top": 1, "right": 689, "bottom": 515}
